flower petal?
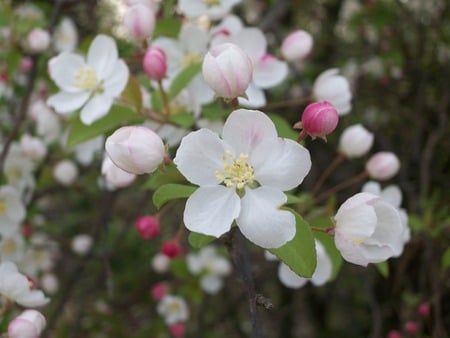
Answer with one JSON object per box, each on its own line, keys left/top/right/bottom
{"left": 222, "top": 109, "right": 277, "bottom": 155}
{"left": 87, "top": 35, "right": 118, "bottom": 81}
{"left": 174, "top": 129, "right": 228, "bottom": 186}
{"left": 334, "top": 202, "right": 377, "bottom": 241}
{"left": 79, "top": 94, "right": 113, "bottom": 125}
{"left": 252, "top": 54, "right": 288, "bottom": 89}
{"left": 237, "top": 187, "right": 295, "bottom": 249}
{"left": 311, "top": 241, "right": 333, "bottom": 286}
{"left": 238, "top": 83, "right": 266, "bottom": 108}
{"left": 184, "top": 186, "right": 240, "bottom": 237}
{"left": 104, "top": 59, "right": 129, "bottom": 97}
{"left": 47, "top": 91, "right": 90, "bottom": 114}
{"left": 278, "top": 262, "right": 308, "bottom": 288}
{"left": 251, "top": 138, "right": 311, "bottom": 190}
{"left": 235, "top": 27, "right": 267, "bottom": 60}
{"left": 48, "top": 53, "right": 86, "bottom": 92}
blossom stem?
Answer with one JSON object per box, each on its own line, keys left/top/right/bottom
{"left": 0, "top": 299, "right": 12, "bottom": 317}
{"left": 312, "top": 153, "right": 345, "bottom": 195}
{"left": 297, "top": 130, "right": 308, "bottom": 142}
{"left": 225, "top": 228, "right": 265, "bottom": 338}
{"left": 158, "top": 80, "right": 171, "bottom": 116}
{"left": 315, "top": 171, "right": 369, "bottom": 203}
{"left": 310, "top": 226, "right": 335, "bottom": 236}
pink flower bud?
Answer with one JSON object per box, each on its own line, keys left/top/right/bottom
{"left": 151, "top": 282, "right": 168, "bottom": 300}
{"left": 202, "top": 42, "right": 253, "bottom": 99}
{"left": 169, "top": 323, "right": 185, "bottom": 337}
{"left": 105, "top": 126, "right": 165, "bottom": 175}
{"left": 26, "top": 28, "right": 51, "bottom": 53}
{"left": 300, "top": 101, "right": 339, "bottom": 138}
{"left": 8, "top": 310, "right": 46, "bottom": 338}
{"left": 281, "top": 30, "right": 313, "bottom": 62}
{"left": 339, "top": 124, "right": 374, "bottom": 158}
{"left": 20, "top": 57, "right": 33, "bottom": 72}
{"left": 143, "top": 46, "right": 167, "bottom": 81}
{"left": 418, "top": 302, "right": 430, "bottom": 318}
{"left": 366, "top": 151, "right": 400, "bottom": 180}
{"left": 387, "top": 330, "right": 402, "bottom": 338}
{"left": 135, "top": 215, "right": 160, "bottom": 239}
{"left": 161, "top": 240, "right": 184, "bottom": 258}
{"left": 404, "top": 321, "right": 418, "bottom": 334}
{"left": 123, "top": 3, "right": 155, "bottom": 40}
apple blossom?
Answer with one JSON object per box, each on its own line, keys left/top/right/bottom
{"left": 334, "top": 192, "right": 405, "bottom": 266}
{"left": 142, "top": 46, "right": 167, "bottom": 81}
{"left": 105, "top": 126, "right": 165, "bottom": 175}
{"left": 123, "top": 3, "right": 155, "bottom": 40}
{"left": 47, "top": 34, "right": 129, "bottom": 125}
{"left": 0, "top": 261, "right": 49, "bottom": 307}
{"left": 101, "top": 155, "right": 136, "bottom": 190}
{"left": 25, "top": 28, "right": 51, "bottom": 53}
{"left": 157, "top": 294, "right": 189, "bottom": 325}
{"left": 178, "top": 0, "right": 241, "bottom": 20}
{"left": 8, "top": 310, "right": 46, "bottom": 338}
{"left": 174, "top": 109, "right": 311, "bottom": 249}
{"left": 0, "top": 185, "right": 26, "bottom": 236}
{"left": 338, "top": 124, "right": 374, "bottom": 158}
{"left": 281, "top": 30, "right": 314, "bottom": 62}
{"left": 53, "top": 17, "right": 78, "bottom": 52}
{"left": 53, "top": 160, "right": 78, "bottom": 186}
{"left": 135, "top": 215, "right": 160, "bottom": 239}
{"left": 313, "top": 68, "right": 352, "bottom": 115}
{"left": 366, "top": 151, "right": 400, "bottom": 180}
{"left": 277, "top": 240, "right": 332, "bottom": 288}
{"left": 40, "top": 273, "right": 59, "bottom": 294}
{"left": 300, "top": 101, "right": 339, "bottom": 138}
{"left": 20, "top": 134, "right": 47, "bottom": 161}
{"left": 202, "top": 43, "right": 253, "bottom": 100}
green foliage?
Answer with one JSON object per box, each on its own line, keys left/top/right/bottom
{"left": 153, "top": 18, "right": 181, "bottom": 38}
{"left": 168, "top": 112, "right": 195, "bottom": 128}
{"left": 152, "top": 183, "right": 197, "bottom": 209}
{"left": 121, "top": 75, "right": 143, "bottom": 112}
{"left": 66, "top": 105, "right": 143, "bottom": 147}
{"left": 269, "top": 209, "right": 316, "bottom": 278}
{"left": 441, "top": 247, "right": 450, "bottom": 271}
{"left": 375, "top": 261, "right": 389, "bottom": 278}
{"left": 268, "top": 113, "right": 298, "bottom": 140}
{"left": 168, "top": 63, "right": 202, "bottom": 99}
{"left": 142, "top": 165, "right": 186, "bottom": 190}
{"left": 188, "top": 232, "right": 216, "bottom": 249}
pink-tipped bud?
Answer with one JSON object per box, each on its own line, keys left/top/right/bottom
{"left": 143, "top": 46, "right": 167, "bottom": 81}
{"left": 105, "top": 126, "right": 165, "bottom": 175}
{"left": 338, "top": 124, "right": 374, "bottom": 158}
{"left": 366, "top": 151, "right": 400, "bottom": 180}
{"left": 123, "top": 3, "right": 155, "bottom": 40}
{"left": 387, "top": 330, "right": 402, "bottom": 338}
{"left": 161, "top": 240, "right": 184, "bottom": 258}
{"left": 26, "top": 28, "right": 51, "bottom": 53}
{"left": 404, "top": 321, "right": 418, "bottom": 334}
{"left": 300, "top": 101, "right": 339, "bottom": 138}
{"left": 135, "top": 215, "right": 160, "bottom": 239}
{"left": 8, "top": 310, "right": 46, "bottom": 338}
{"left": 418, "top": 302, "right": 430, "bottom": 318}
{"left": 169, "top": 323, "right": 185, "bottom": 338}
{"left": 281, "top": 30, "right": 313, "bottom": 62}
{"left": 202, "top": 42, "right": 253, "bottom": 99}
{"left": 20, "top": 57, "right": 33, "bottom": 72}
{"left": 151, "top": 282, "right": 169, "bottom": 300}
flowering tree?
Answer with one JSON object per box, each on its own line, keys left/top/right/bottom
{"left": 0, "top": 0, "right": 449, "bottom": 337}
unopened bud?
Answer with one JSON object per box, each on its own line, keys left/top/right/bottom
{"left": 26, "top": 28, "right": 51, "bottom": 53}
{"left": 339, "top": 124, "right": 374, "bottom": 158}
{"left": 143, "top": 46, "right": 167, "bottom": 81}
{"left": 169, "top": 323, "right": 185, "bottom": 337}
{"left": 135, "top": 215, "right": 160, "bottom": 239}
{"left": 418, "top": 302, "right": 430, "bottom": 318}
{"left": 8, "top": 310, "right": 46, "bottom": 338}
{"left": 123, "top": 3, "right": 155, "bottom": 40}
{"left": 151, "top": 282, "right": 169, "bottom": 300}
{"left": 366, "top": 151, "right": 400, "bottom": 180}
{"left": 281, "top": 30, "right": 313, "bottom": 62}
{"left": 161, "top": 240, "right": 183, "bottom": 258}
{"left": 299, "top": 101, "right": 339, "bottom": 138}
{"left": 404, "top": 321, "right": 418, "bottom": 334}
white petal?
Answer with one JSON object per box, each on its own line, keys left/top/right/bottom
{"left": 278, "top": 263, "right": 308, "bottom": 288}
{"left": 47, "top": 91, "right": 90, "bottom": 114}
{"left": 361, "top": 181, "right": 381, "bottom": 195}
{"left": 235, "top": 28, "right": 267, "bottom": 60}
{"left": 184, "top": 186, "right": 240, "bottom": 237}
{"left": 174, "top": 129, "right": 229, "bottom": 186}
{"left": 251, "top": 138, "right": 311, "bottom": 191}
{"left": 104, "top": 59, "right": 129, "bottom": 97}
{"left": 334, "top": 203, "right": 377, "bottom": 241}
{"left": 334, "top": 232, "right": 370, "bottom": 266}
{"left": 252, "top": 55, "right": 288, "bottom": 89}
{"left": 200, "top": 275, "right": 223, "bottom": 294}
{"left": 366, "top": 202, "right": 403, "bottom": 248}
{"left": 222, "top": 109, "right": 277, "bottom": 155}
{"left": 380, "top": 185, "right": 402, "bottom": 207}
{"left": 238, "top": 83, "right": 266, "bottom": 108}
{"left": 310, "top": 241, "right": 332, "bottom": 286}
{"left": 48, "top": 53, "right": 86, "bottom": 92}
{"left": 16, "top": 290, "right": 50, "bottom": 307}
{"left": 87, "top": 35, "right": 118, "bottom": 81}
{"left": 79, "top": 94, "right": 113, "bottom": 125}
{"left": 237, "top": 187, "right": 295, "bottom": 249}
{"left": 179, "top": 24, "right": 209, "bottom": 54}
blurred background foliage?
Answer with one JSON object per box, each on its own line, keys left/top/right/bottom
{"left": 1, "top": 0, "right": 449, "bottom": 337}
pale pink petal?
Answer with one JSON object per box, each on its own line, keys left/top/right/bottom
{"left": 235, "top": 28, "right": 267, "bottom": 60}
{"left": 184, "top": 186, "right": 240, "bottom": 237}
{"left": 47, "top": 91, "right": 90, "bottom": 114}
{"left": 104, "top": 59, "right": 129, "bottom": 97}
{"left": 334, "top": 232, "right": 370, "bottom": 266}
{"left": 238, "top": 83, "right": 266, "bottom": 108}
{"left": 16, "top": 290, "right": 50, "bottom": 307}
{"left": 253, "top": 54, "right": 288, "bottom": 89}
{"left": 251, "top": 138, "right": 311, "bottom": 190}
{"left": 174, "top": 129, "right": 229, "bottom": 186}
{"left": 48, "top": 53, "right": 86, "bottom": 92}
{"left": 365, "top": 202, "right": 403, "bottom": 247}
{"left": 222, "top": 109, "right": 277, "bottom": 156}
{"left": 79, "top": 94, "right": 113, "bottom": 125}
{"left": 380, "top": 185, "right": 402, "bottom": 208}
{"left": 237, "top": 187, "right": 295, "bottom": 249}
{"left": 335, "top": 203, "right": 377, "bottom": 241}
{"left": 87, "top": 35, "right": 118, "bottom": 81}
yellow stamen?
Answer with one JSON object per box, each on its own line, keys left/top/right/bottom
{"left": 215, "top": 150, "right": 254, "bottom": 190}
{"left": 73, "top": 67, "right": 99, "bottom": 91}
{"left": 0, "top": 199, "right": 6, "bottom": 215}
{"left": 203, "top": 0, "right": 220, "bottom": 7}
{"left": 180, "top": 52, "right": 202, "bottom": 68}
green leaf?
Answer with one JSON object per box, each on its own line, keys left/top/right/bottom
{"left": 154, "top": 17, "right": 181, "bottom": 38}
{"left": 169, "top": 112, "right": 195, "bottom": 128}
{"left": 270, "top": 209, "right": 316, "bottom": 278}
{"left": 151, "top": 90, "right": 163, "bottom": 112}
{"left": 121, "top": 75, "right": 142, "bottom": 112}
{"left": 285, "top": 193, "right": 302, "bottom": 205}
{"left": 168, "top": 63, "right": 202, "bottom": 99}
{"left": 170, "top": 258, "right": 190, "bottom": 279}
{"left": 66, "top": 105, "right": 143, "bottom": 147}
{"left": 442, "top": 247, "right": 450, "bottom": 271}
{"left": 188, "top": 232, "right": 216, "bottom": 249}
{"left": 152, "top": 183, "right": 197, "bottom": 209}
{"left": 268, "top": 113, "right": 298, "bottom": 140}
{"left": 142, "top": 165, "right": 186, "bottom": 190}
{"left": 375, "top": 261, "right": 389, "bottom": 278}
{"left": 201, "top": 103, "right": 230, "bottom": 121}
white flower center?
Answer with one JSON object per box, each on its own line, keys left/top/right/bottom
{"left": 0, "top": 199, "right": 6, "bottom": 215}
{"left": 215, "top": 150, "right": 254, "bottom": 190}
{"left": 73, "top": 67, "right": 99, "bottom": 91}
{"left": 2, "top": 239, "right": 17, "bottom": 253}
